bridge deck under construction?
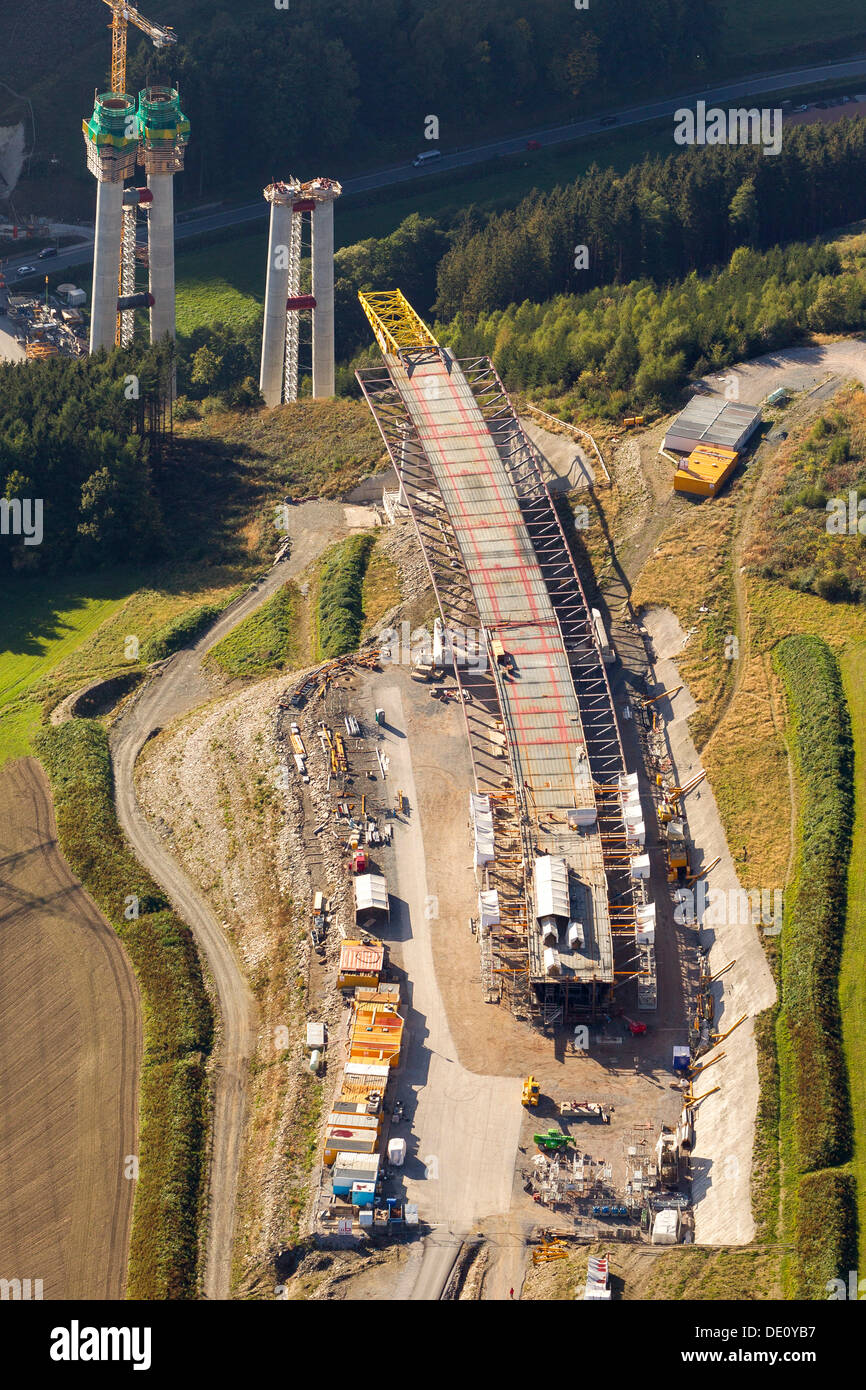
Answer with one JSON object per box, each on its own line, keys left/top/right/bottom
{"left": 357, "top": 297, "right": 644, "bottom": 1021}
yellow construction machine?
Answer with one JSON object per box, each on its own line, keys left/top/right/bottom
{"left": 521, "top": 1075, "right": 540, "bottom": 1108}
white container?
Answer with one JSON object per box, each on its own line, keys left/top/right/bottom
{"left": 308, "top": 1049, "right": 322, "bottom": 1074}
{"left": 387, "top": 1137, "right": 407, "bottom": 1166}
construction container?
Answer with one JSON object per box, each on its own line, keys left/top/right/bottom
{"left": 673, "top": 444, "right": 740, "bottom": 498}
{"left": 354, "top": 873, "right": 390, "bottom": 928}
{"left": 331, "top": 1152, "right": 380, "bottom": 1195}
{"left": 351, "top": 1181, "right": 376, "bottom": 1208}
{"left": 306, "top": 1021, "right": 325, "bottom": 1050}
{"left": 334, "top": 1062, "right": 391, "bottom": 1112}
{"left": 323, "top": 1117, "right": 381, "bottom": 1165}
{"left": 347, "top": 1001, "right": 404, "bottom": 1067}
{"left": 337, "top": 938, "right": 384, "bottom": 990}
{"left": 544, "top": 946, "right": 561, "bottom": 977}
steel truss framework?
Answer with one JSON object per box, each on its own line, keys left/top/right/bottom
{"left": 283, "top": 207, "right": 304, "bottom": 403}
{"left": 357, "top": 351, "right": 642, "bottom": 1023}
{"left": 117, "top": 204, "right": 138, "bottom": 347}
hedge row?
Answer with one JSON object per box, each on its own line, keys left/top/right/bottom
{"left": 34, "top": 719, "right": 213, "bottom": 1299}
{"left": 773, "top": 634, "right": 857, "bottom": 1296}
{"left": 316, "top": 534, "right": 375, "bottom": 659}
{"left": 774, "top": 634, "right": 854, "bottom": 1173}
{"left": 142, "top": 595, "right": 238, "bottom": 663}
{"left": 794, "top": 1169, "right": 858, "bottom": 1298}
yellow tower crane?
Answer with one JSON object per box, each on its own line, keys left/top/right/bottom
{"left": 99, "top": 2, "right": 178, "bottom": 346}
{"left": 101, "top": 0, "right": 177, "bottom": 97}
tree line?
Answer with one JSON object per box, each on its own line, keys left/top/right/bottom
{"left": 434, "top": 118, "right": 866, "bottom": 319}
{"left": 440, "top": 241, "right": 866, "bottom": 416}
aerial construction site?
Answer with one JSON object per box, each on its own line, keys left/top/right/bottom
{"left": 7, "top": 0, "right": 866, "bottom": 1339}
{"left": 183, "top": 287, "right": 767, "bottom": 1295}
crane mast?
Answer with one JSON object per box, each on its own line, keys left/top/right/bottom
{"left": 102, "top": 0, "right": 177, "bottom": 96}
{"left": 97, "top": 2, "right": 178, "bottom": 347}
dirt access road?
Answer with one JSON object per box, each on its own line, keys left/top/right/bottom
{"left": 110, "top": 501, "right": 379, "bottom": 1300}
{"left": 367, "top": 681, "right": 522, "bottom": 1298}
{"left": 0, "top": 758, "right": 141, "bottom": 1299}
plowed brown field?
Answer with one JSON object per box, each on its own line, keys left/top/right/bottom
{"left": 0, "top": 758, "right": 141, "bottom": 1299}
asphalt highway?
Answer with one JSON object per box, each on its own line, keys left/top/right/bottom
{"left": 6, "top": 53, "right": 866, "bottom": 286}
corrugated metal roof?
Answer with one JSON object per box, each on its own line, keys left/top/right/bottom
{"left": 339, "top": 939, "right": 385, "bottom": 973}
{"left": 664, "top": 395, "right": 761, "bottom": 453}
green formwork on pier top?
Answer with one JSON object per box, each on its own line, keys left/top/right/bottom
{"left": 81, "top": 92, "right": 139, "bottom": 149}
{"left": 137, "top": 86, "right": 190, "bottom": 149}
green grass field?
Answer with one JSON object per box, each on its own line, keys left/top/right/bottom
{"left": 0, "top": 567, "right": 262, "bottom": 765}
{"left": 0, "top": 571, "right": 139, "bottom": 764}
{"left": 840, "top": 640, "right": 866, "bottom": 1272}
{"left": 176, "top": 234, "right": 266, "bottom": 337}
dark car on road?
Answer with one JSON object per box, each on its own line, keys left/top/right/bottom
{"left": 599, "top": 115, "right": 618, "bottom": 127}
{"left": 38, "top": 246, "right": 58, "bottom": 259}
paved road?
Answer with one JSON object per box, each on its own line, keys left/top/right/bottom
{"left": 6, "top": 53, "right": 866, "bottom": 287}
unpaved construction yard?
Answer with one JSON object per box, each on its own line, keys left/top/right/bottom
{"left": 0, "top": 758, "right": 141, "bottom": 1299}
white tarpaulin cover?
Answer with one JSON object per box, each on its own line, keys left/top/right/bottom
{"left": 470, "top": 792, "right": 495, "bottom": 866}
{"left": 478, "top": 889, "right": 500, "bottom": 929}
{"left": 354, "top": 873, "right": 389, "bottom": 916}
{"left": 535, "top": 855, "right": 569, "bottom": 921}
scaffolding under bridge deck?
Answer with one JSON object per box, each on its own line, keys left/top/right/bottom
{"left": 357, "top": 291, "right": 651, "bottom": 1024}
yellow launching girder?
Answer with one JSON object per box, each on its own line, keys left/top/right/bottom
{"left": 358, "top": 289, "right": 439, "bottom": 356}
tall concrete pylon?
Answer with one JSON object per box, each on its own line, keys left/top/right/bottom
{"left": 82, "top": 92, "right": 139, "bottom": 353}
{"left": 310, "top": 178, "right": 341, "bottom": 399}
{"left": 137, "top": 86, "right": 189, "bottom": 346}
{"left": 259, "top": 180, "right": 301, "bottom": 408}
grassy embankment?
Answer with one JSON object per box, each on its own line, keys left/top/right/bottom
{"left": 523, "top": 1241, "right": 783, "bottom": 1301}
{"left": 839, "top": 640, "right": 866, "bottom": 1274}
{"left": 315, "top": 534, "right": 376, "bottom": 660}
{"left": 34, "top": 719, "right": 213, "bottom": 1299}
{"left": 207, "top": 529, "right": 401, "bottom": 679}
{"left": 208, "top": 582, "right": 303, "bottom": 679}
{"left": 628, "top": 385, "right": 866, "bottom": 1290}
{"left": 773, "top": 636, "right": 857, "bottom": 1295}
